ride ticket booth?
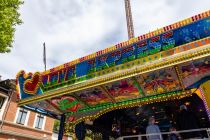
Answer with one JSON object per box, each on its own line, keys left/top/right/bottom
{"left": 16, "top": 10, "right": 210, "bottom": 140}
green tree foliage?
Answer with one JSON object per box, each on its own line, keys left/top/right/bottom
{"left": 53, "top": 120, "right": 60, "bottom": 132}
{"left": 0, "top": 0, "right": 23, "bottom": 53}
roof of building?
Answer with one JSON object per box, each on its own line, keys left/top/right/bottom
{"left": 0, "top": 79, "right": 16, "bottom": 94}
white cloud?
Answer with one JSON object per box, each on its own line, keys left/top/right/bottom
{"left": 131, "top": 0, "right": 210, "bottom": 35}
{"left": 0, "top": 0, "right": 209, "bottom": 79}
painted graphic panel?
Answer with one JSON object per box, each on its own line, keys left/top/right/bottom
{"left": 135, "top": 68, "right": 181, "bottom": 95}
{"left": 75, "top": 88, "right": 111, "bottom": 105}
{"left": 50, "top": 95, "right": 84, "bottom": 112}
{"left": 29, "top": 100, "right": 61, "bottom": 114}
{"left": 104, "top": 79, "right": 141, "bottom": 101}
{"left": 180, "top": 57, "right": 210, "bottom": 88}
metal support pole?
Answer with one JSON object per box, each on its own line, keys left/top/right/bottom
{"left": 207, "top": 128, "right": 210, "bottom": 138}
{"left": 124, "top": 0, "right": 135, "bottom": 39}
{"left": 58, "top": 114, "right": 65, "bottom": 140}
{"left": 159, "top": 134, "right": 162, "bottom": 140}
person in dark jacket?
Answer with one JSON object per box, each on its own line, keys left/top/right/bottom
{"left": 75, "top": 121, "right": 86, "bottom": 140}
{"left": 176, "top": 105, "right": 201, "bottom": 139}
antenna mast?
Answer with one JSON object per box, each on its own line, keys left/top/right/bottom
{"left": 124, "top": 0, "right": 135, "bottom": 39}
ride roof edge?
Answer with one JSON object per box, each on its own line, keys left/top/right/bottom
{"left": 18, "top": 40, "right": 210, "bottom": 106}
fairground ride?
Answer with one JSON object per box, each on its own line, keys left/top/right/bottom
{"left": 16, "top": 1, "right": 210, "bottom": 139}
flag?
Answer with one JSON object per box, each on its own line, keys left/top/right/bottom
{"left": 43, "top": 42, "right": 46, "bottom": 71}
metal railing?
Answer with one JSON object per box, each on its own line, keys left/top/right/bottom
{"left": 117, "top": 128, "right": 210, "bottom": 140}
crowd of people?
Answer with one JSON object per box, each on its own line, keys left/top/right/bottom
{"left": 74, "top": 104, "right": 205, "bottom": 140}
{"left": 146, "top": 105, "right": 202, "bottom": 140}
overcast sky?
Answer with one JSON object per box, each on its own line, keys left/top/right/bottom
{"left": 0, "top": 0, "right": 209, "bottom": 79}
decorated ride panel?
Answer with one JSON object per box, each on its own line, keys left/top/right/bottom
{"left": 179, "top": 57, "right": 210, "bottom": 88}
{"left": 16, "top": 71, "right": 42, "bottom": 99}
{"left": 50, "top": 95, "right": 84, "bottom": 112}
{"left": 27, "top": 100, "right": 61, "bottom": 115}
{"left": 104, "top": 79, "right": 141, "bottom": 101}
{"left": 16, "top": 11, "right": 210, "bottom": 121}
{"left": 136, "top": 67, "right": 181, "bottom": 95}
{"left": 74, "top": 88, "right": 112, "bottom": 106}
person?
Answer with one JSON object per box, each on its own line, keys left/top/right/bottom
{"left": 146, "top": 116, "right": 162, "bottom": 140}
{"left": 75, "top": 121, "right": 86, "bottom": 140}
{"left": 167, "top": 127, "right": 181, "bottom": 140}
{"left": 176, "top": 105, "right": 201, "bottom": 139}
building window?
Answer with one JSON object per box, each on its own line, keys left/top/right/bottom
{"left": 16, "top": 108, "right": 28, "bottom": 125}
{"left": 0, "top": 95, "right": 8, "bottom": 120}
{"left": 35, "top": 114, "right": 44, "bottom": 129}
{"left": 0, "top": 96, "right": 5, "bottom": 109}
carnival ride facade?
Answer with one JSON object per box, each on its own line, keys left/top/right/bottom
{"left": 16, "top": 10, "right": 210, "bottom": 136}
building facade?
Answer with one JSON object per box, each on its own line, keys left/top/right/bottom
{"left": 0, "top": 79, "right": 55, "bottom": 140}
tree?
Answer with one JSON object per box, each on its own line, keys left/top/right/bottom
{"left": 0, "top": 0, "right": 23, "bottom": 53}
{"left": 53, "top": 120, "right": 60, "bottom": 132}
